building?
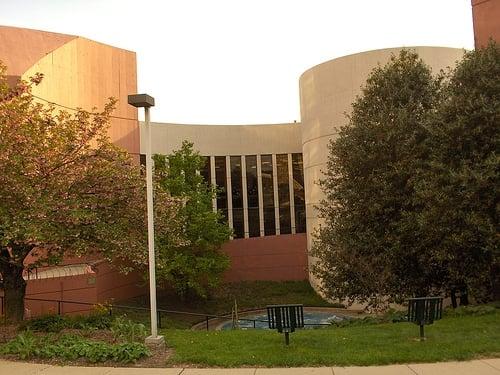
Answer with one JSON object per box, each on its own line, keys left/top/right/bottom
{"left": 471, "top": 0, "right": 500, "bottom": 48}
{"left": 142, "top": 46, "right": 464, "bottom": 290}
{"left": 0, "top": 0, "right": 494, "bottom": 310}
{"left": 0, "top": 25, "right": 143, "bottom": 315}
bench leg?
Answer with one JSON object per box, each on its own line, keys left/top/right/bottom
{"left": 285, "top": 332, "right": 290, "bottom": 345}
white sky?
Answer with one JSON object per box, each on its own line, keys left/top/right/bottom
{"left": 0, "top": 0, "right": 474, "bottom": 124}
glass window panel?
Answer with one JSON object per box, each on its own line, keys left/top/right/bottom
{"left": 292, "top": 153, "right": 306, "bottom": 233}
{"left": 276, "top": 154, "right": 291, "bottom": 234}
{"left": 245, "top": 155, "right": 260, "bottom": 237}
{"left": 230, "top": 156, "right": 244, "bottom": 238}
{"left": 215, "top": 156, "right": 228, "bottom": 221}
{"left": 200, "top": 156, "right": 211, "bottom": 185}
{"left": 261, "top": 154, "right": 275, "bottom": 236}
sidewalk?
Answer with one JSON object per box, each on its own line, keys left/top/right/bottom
{"left": 1, "top": 359, "right": 500, "bottom": 375}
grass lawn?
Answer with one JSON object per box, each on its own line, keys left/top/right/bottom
{"left": 117, "top": 280, "right": 338, "bottom": 329}
{"left": 162, "top": 310, "right": 500, "bottom": 367}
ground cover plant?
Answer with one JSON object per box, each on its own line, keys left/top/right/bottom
{"left": 0, "top": 313, "right": 151, "bottom": 364}
{"left": 163, "top": 307, "right": 500, "bottom": 367}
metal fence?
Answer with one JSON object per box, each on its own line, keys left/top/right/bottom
{"left": 0, "top": 296, "right": 333, "bottom": 330}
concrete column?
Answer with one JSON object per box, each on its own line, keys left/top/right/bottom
{"left": 256, "top": 154, "right": 265, "bottom": 236}
{"left": 241, "top": 155, "right": 249, "bottom": 238}
{"left": 288, "top": 153, "right": 296, "bottom": 234}
{"left": 272, "top": 154, "right": 280, "bottom": 235}
{"left": 210, "top": 155, "right": 216, "bottom": 212}
{"left": 226, "top": 155, "right": 233, "bottom": 232}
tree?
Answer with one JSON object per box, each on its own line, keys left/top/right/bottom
{"left": 153, "top": 141, "right": 231, "bottom": 299}
{"left": 414, "top": 41, "right": 500, "bottom": 304}
{"left": 313, "top": 45, "right": 500, "bottom": 308}
{"left": 0, "top": 63, "right": 180, "bottom": 321}
{"left": 311, "top": 50, "right": 443, "bottom": 308}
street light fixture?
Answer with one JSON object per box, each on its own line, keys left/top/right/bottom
{"left": 128, "top": 93, "right": 164, "bottom": 346}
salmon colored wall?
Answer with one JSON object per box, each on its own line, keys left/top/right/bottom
{"left": 23, "top": 275, "right": 97, "bottom": 317}
{"left": 95, "top": 262, "right": 146, "bottom": 302}
{"left": 472, "top": 0, "right": 500, "bottom": 47}
{"left": 0, "top": 26, "right": 75, "bottom": 77}
{"left": 0, "top": 26, "right": 139, "bottom": 157}
{"left": 222, "top": 234, "right": 308, "bottom": 282}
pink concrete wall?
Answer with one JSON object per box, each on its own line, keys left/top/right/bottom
{"left": 95, "top": 262, "right": 146, "bottom": 302}
{"left": 24, "top": 274, "right": 97, "bottom": 317}
{"left": 222, "top": 234, "right": 308, "bottom": 282}
{"left": 472, "top": 0, "right": 500, "bottom": 47}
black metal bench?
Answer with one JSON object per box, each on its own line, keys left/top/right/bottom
{"left": 266, "top": 304, "right": 304, "bottom": 345}
{"left": 407, "top": 296, "right": 443, "bottom": 340}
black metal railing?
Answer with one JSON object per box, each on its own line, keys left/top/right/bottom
{"left": 0, "top": 295, "right": 335, "bottom": 330}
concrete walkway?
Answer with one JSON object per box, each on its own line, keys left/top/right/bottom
{"left": 1, "top": 359, "right": 500, "bottom": 375}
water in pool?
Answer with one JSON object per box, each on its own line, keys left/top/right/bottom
{"left": 219, "top": 310, "right": 346, "bottom": 330}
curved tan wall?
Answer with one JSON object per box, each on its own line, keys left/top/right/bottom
{"left": 299, "top": 47, "right": 465, "bottom": 290}
{"left": 143, "top": 122, "right": 302, "bottom": 155}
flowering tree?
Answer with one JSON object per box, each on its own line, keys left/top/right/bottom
{"left": 0, "top": 63, "right": 181, "bottom": 321}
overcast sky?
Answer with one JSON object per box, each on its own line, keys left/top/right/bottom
{"left": 0, "top": 0, "right": 474, "bottom": 124}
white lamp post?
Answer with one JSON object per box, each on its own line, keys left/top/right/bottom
{"left": 127, "top": 93, "right": 164, "bottom": 345}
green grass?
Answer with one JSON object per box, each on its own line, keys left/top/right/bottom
{"left": 162, "top": 311, "right": 500, "bottom": 367}
{"left": 118, "top": 280, "right": 338, "bottom": 329}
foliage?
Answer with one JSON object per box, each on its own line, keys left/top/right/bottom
{"left": 312, "top": 49, "right": 442, "bottom": 307}
{"left": 19, "top": 312, "right": 112, "bottom": 333}
{"left": 0, "top": 61, "right": 182, "bottom": 321}
{"left": 0, "top": 331, "right": 150, "bottom": 363}
{"left": 153, "top": 141, "right": 231, "bottom": 298}
{"left": 164, "top": 310, "right": 500, "bottom": 367}
{"left": 312, "top": 43, "right": 500, "bottom": 307}
{"left": 110, "top": 316, "right": 147, "bottom": 342}
{"left": 413, "top": 42, "right": 500, "bottom": 302}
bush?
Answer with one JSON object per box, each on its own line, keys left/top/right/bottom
{"left": 19, "top": 312, "right": 112, "bottom": 333}
{"left": 19, "top": 315, "right": 66, "bottom": 333}
{"left": 110, "top": 316, "right": 147, "bottom": 343}
{"left": 0, "top": 332, "right": 150, "bottom": 363}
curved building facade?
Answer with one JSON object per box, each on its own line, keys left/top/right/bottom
{"left": 298, "top": 47, "right": 465, "bottom": 288}
{"left": 2, "top": 24, "right": 479, "bottom": 298}
{"left": 143, "top": 45, "right": 464, "bottom": 285}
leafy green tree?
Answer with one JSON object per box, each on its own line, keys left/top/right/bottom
{"left": 414, "top": 41, "right": 500, "bottom": 304}
{"left": 0, "top": 63, "right": 180, "bottom": 321}
{"left": 313, "top": 45, "right": 500, "bottom": 308}
{"left": 312, "top": 50, "right": 443, "bottom": 308}
{"left": 153, "top": 141, "right": 231, "bottom": 299}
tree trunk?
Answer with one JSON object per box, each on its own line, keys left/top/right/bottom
{"left": 450, "top": 288, "right": 458, "bottom": 308}
{"left": 1, "top": 263, "right": 26, "bottom": 322}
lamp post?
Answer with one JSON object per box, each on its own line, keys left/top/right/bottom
{"left": 127, "top": 93, "right": 164, "bottom": 346}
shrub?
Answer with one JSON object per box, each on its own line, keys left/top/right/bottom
{"left": 0, "top": 331, "right": 37, "bottom": 359}
{"left": 1, "top": 332, "right": 150, "bottom": 363}
{"left": 19, "top": 312, "right": 113, "bottom": 333}
{"left": 19, "top": 315, "right": 66, "bottom": 333}
{"left": 111, "top": 316, "right": 147, "bottom": 343}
